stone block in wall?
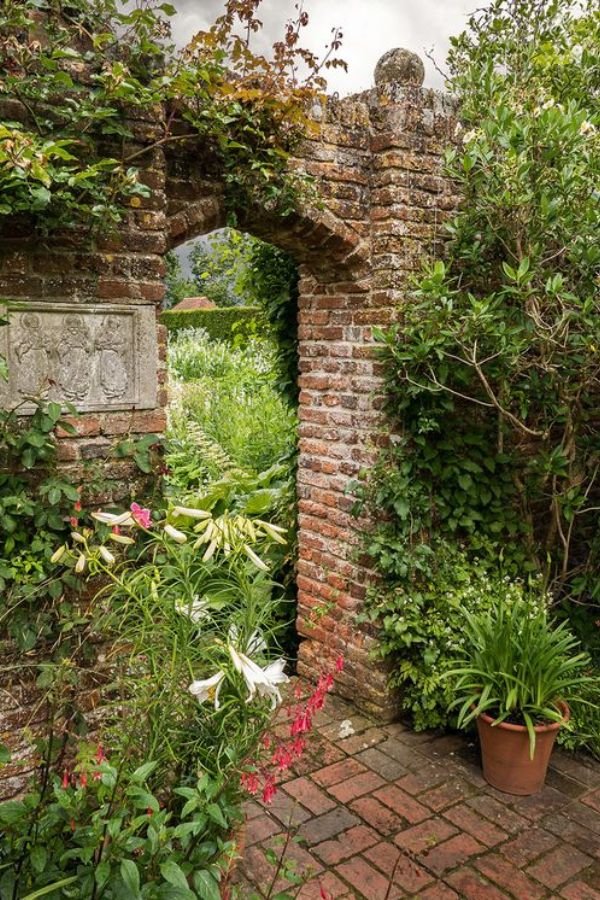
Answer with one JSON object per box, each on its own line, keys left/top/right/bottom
{"left": 0, "top": 302, "right": 158, "bottom": 414}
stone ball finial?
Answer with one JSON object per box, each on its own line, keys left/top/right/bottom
{"left": 374, "top": 48, "right": 425, "bottom": 87}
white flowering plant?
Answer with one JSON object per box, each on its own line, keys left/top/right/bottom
{"left": 51, "top": 498, "right": 294, "bottom": 783}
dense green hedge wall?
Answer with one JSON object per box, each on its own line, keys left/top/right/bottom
{"left": 160, "top": 307, "right": 266, "bottom": 342}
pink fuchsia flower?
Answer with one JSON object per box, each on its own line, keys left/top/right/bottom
{"left": 79, "top": 773, "right": 88, "bottom": 789}
{"left": 262, "top": 775, "right": 277, "bottom": 805}
{"left": 74, "top": 501, "right": 82, "bottom": 513}
{"left": 130, "top": 502, "right": 152, "bottom": 528}
{"left": 240, "top": 771, "right": 261, "bottom": 795}
{"left": 61, "top": 770, "right": 70, "bottom": 789}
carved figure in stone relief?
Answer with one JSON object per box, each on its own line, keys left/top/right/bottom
{"left": 96, "top": 315, "right": 130, "bottom": 400}
{"left": 54, "top": 313, "right": 93, "bottom": 402}
{"left": 13, "top": 313, "right": 50, "bottom": 398}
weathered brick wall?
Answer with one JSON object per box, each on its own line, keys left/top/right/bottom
{"left": 0, "top": 50, "right": 458, "bottom": 737}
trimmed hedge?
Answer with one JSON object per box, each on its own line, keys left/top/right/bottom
{"left": 160, "top": 306, "right": 266, "bottom": 343}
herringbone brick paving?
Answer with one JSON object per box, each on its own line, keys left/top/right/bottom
{"left": 235, "top": 694, "right": 600, "bottom": 899}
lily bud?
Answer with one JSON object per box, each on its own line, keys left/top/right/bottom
{"left": 99, "top": 546, "right": 116, "bottom": 566}
{"left": 243, "top": 544, "right": 269, "bottom": 572}
{"left": 164, "top": 524, "right": 187, "bottom": 544}
{"left": 108, "top": 533, "right": 135, "bottom": 546}
{"left": 50, "top": 544, "right": 67, "bottom": 564}
{"left": 172, "top": 506, "right": 211, "bottom": 520}
{"left": 75, "top": 553, "right": 87, "bottom": 574}
{"left": 71, "top": 532, "right": 86, "bottom": 544}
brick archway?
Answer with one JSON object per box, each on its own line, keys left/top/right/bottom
{"left": 0, "top": 49, "right": 458, "bottom": 719}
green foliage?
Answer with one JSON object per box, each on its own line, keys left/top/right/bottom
{"left": 0, "top": 1, "right": 345, "bottom": 232}
{"left": 165, "top": 328, "right": 298, "bottom": 654}
{"left": 166, "top": 329, "right": 296, "bottom": 482}
{"left": 0, "top": 756, "right": 236, "bottom": 899}
{"left": 239, "top": 239, "right": 299, "bottom": 403}
{"left": 163, "top": 251, "right": 197, "bottom": 310}
{"left": 448, "top": 592, "right": 594, "bottom": 755}
{"left": 360, "top": 0, "right": 600, "bottom": 737}
{"left": 161, "top": 306, "right": 265, "bottom": 343}
{"left": 1, "top": 495, "right": 293, "bottom": 895}
{"left": 0, "top": 398, "right": 81, "bottom": 651}
{"left": 189, "top": 230, "right": 256, "bottom": 308}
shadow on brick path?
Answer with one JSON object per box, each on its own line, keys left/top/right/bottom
{"left": 234, "top": 691, "right": 600, "bottom": 899}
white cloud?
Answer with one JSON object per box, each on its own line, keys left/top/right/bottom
{"left": 169, "top": 0, "right": 481, "bottom": 93}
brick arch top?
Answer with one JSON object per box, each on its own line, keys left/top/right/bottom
{"left": 165, "top": 173, "right": 367, "bottom": 284}
{"left": 0, "top": 49, "right": 459, "bottom": 720}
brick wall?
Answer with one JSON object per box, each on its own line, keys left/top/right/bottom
{"left": 0, "top": 50, "right": 459, "bottom": 734}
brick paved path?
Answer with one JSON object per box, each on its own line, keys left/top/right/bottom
{"left": 235, "top": 694, "right": 600, "bottom": 899}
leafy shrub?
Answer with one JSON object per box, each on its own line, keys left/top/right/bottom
{"left": 448, "top": 593, "right": 593, "bottom": 753}
{"left": 1, "top": 498, "right": 296, "bottom": 896}
{"left": 0, "top": 399, "right": 81, "bottom": 651}
{"left": 161, "top": 307, "right": 265, "bottom": 343}
{"left": 363, "top": 541, "right": 529, "bottom": 731}
{"left": 166, "top": 330, "right": 296, "bottom": 485}
{"left": 359, "top": 0, "right": 600, "bottom": 747}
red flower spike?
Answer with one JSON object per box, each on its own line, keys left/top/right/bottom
{"left": 241, "top": 771, "right": 260, "bottom": 795}
{"left": 335, "top": 655, "right": 344, "bottom": 673}
{"left": 262, "top": 776, "right": 277, "bottom": 805}
{"left": 61, "top": 770, "right": 70, "bottom": 789}
{"left": 79, "top": 773, "right": 88, "bottom": 789}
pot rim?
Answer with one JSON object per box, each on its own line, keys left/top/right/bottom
{"left": 478, "top": 699, "right": 570, "bottom": 734}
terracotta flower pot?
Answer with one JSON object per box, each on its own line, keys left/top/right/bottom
{"left": 476, "top": 701, "right": 570, "bottom": 796}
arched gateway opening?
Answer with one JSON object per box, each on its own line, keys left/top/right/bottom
{"left": 163, "top": 147, "right": 376, "bottom": 709}
{"left": 0, "top": 49, "right": 458, "bottom": 722}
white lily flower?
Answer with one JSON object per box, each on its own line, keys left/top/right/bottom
{"left": 99, "top": 546, "right": 116, "bottom": 566}
{"left": 50, "top": 545, "right": 67, "bottom": 564}
{"left": 176, "top": 595, "right": 210, "bottom": 625}
{"left": 188, "top": 671, "right": 225, "bottom": 709}
{"left": 172, "top": 505, "right": 212, "bottom": 520}
{"left": 462, "top": 129, "right": 478, "bottom": 144}
{"left": 92, "top": 510, "right": 135, "bottom": 527}
{"left": 164, "top": 524, "right": 187, "bottom": 544}
{"left": 228, "top": 625, "right": 267, "bottom": 655}
{"left": 229, "top": 645, "right": 288, "bottom": 709}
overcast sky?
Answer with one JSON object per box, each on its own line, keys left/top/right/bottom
{"left": 169, "top": 0, "right": 481, "bottom": 94}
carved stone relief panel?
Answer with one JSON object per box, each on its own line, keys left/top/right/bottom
{"left": 0, "top": 303, "right": 158, "bottom": 413}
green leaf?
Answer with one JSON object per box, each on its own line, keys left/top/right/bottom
{"left": 131, "top": 760, "right": 158, "bottom": 783}
{"left": 120, "top": 860, "right": 141, "bottom": 897}
{"left": 30, "top": 846, "right": 47, "bottom": 874}
{"left": 22, "top": 879, "right": 79, "bottom": 900}
{"left": 160, "top": 861, "right": 189, "bottom": 889}
{"left": 192, "top": 870, "right": 221, "bottom": 900}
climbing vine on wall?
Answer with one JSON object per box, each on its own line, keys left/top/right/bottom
{"left": 357, "top": 0, "right": 600, "bottom": 731}
{"left": 0, "top": 0, "right": 345, "bottom": 232}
